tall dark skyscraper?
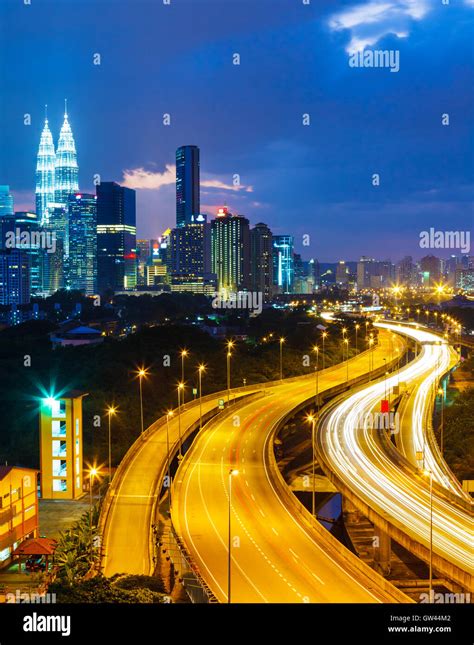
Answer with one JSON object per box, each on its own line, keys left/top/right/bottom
{"left": 250, "top": 222, "right": 273, "bottom": 302}
{"left": 96, "top": 182, "right": 137, "bottom": 293}
{"left": 68, "top": 193, "right": 97, "bottom": 295}
{"left": 176, "top": 145, "right": 200, "bottom": 227}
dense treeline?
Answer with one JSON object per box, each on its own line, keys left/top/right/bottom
{"left": 0, "top": 305, "right": 364, "bottom": 471}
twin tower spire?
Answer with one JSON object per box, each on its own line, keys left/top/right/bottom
{"left": 35, "top": 101, "right": 79, "bottom": 225}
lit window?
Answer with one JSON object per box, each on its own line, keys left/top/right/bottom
{"left": 52, "top": 480, "right": 67, "bottom": 492}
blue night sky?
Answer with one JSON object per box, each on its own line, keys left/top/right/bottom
{"left": 1, "top": 0, "right": 473, "bottom": 261}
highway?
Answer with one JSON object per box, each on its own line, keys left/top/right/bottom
{"left": 317, "top": 322, "right": 473, "bottom": 586}
{"left": 101, "top": 390, "right": 259, "bottom": 576}
{"left": 171, "top": 330, "right": 408, "bottom": 603}
{"left": 381, "top": 322, "right": 468, "bottom": 501}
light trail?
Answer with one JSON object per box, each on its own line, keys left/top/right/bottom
{"left": 318, "top": 322, "right": 473, "bottom": 578}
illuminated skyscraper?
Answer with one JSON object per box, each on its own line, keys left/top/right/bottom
{"left": 35, "top": 115, "right": 56, "bottom": 225}
{"left": 54, "top": 102, "right": 79, "bottom": 205}
{"left": 68, "top": 193, "right": 97, "bottom": 295}
{"left": 176, "top": 145, "right": 200, "bottom": 227}
{"left": 0, "top": 185, "right": 14, "bottom": 217}
{"left": 211, "top": 207, "right": 250, "bottom": 293}
{"left": 272, "top": 235, "right": 294, "bottom": 294}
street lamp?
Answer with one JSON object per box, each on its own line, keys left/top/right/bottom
{"left": 137, "top": 367, "right": 149, "bottom": 437}
{"left": 368, "top": 337, "right": 374, "bottom": 379}
{"left": 306, "top": 415, "right": 317, "bottom": 517}
{"left": 88, "top": 467, "right": 99, "bottom": 533}
{"left": 180, "top": 350, "right": 189, "bottom": 403}
{"left": 166, "top": 410, "right": 173, "bottom": 503}
{"left": 312, "top": 346, "right": 319, "bottom": 408}
{"left": 177, "top": 382, "right": 184, "bottom": 458}
{"left": 228, "top": 468, "right": 239, "bottom": 604}
{"left": 198, "top": 364, "right": 206, "bottom": 431}
{"left": 106, "top": 406, "right": 117, "bottom": 482}
{"left": 437, "top": 387, "right": 444, "bottom": 455}
{"left": 343, "top": 338, "right": 349, "bottom": 383}
{"left": 355, "top": 323, "right": 360, "bottom": 354}
{"left": 423, "top": 469, "right": 434, "bottom": 602}
{"left": 279, "top": 337, "right": 285, "bottom": 381}
{"left": 321, "top": 332, "right": 328, "bottom": 370}
{"left": 226, "top": 340, "right": 234, "bottom": 404}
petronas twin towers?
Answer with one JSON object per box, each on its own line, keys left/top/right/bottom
{"left": 35, "top": 102, "right": 79, "bottom": 226}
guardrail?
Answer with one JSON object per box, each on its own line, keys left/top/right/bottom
{"left": 158, "top": 527, "right": 218, "bottom": 603}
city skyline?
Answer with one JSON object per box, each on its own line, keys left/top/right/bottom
{"left": 4, "top": 110, "right": 472, "bottom": 266}
{"left": 1, "top": 0, "right": 473, "bottom": 261}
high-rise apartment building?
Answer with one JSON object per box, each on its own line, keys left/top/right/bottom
{"left": 211, "top": 207, "right": 250, "bottom": 293}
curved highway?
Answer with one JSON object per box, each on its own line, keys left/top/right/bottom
{"left": 317, "top": 322, "right": 473, "bottom": 589}
{"left": 172, "top": 330, "right": 408, "bottom": 603}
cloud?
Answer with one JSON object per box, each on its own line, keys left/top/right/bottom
{"left": 328, "top": 0, "right": 430, "bottom": 52}
{"left": 201, "top": 178, "right": 253, "bottom": 192}
{"left": 122, "top": 164, "right": 176, "bottom": 190}
{"left": 122, "top": 164, "right": 253, "bottom": 192}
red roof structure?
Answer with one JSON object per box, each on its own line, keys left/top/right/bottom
{"left": 12, "top": 537, "right": 57, "bottom": 556}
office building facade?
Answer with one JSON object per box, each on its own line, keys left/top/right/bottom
{"left": 272, "top": 234, "right": 294, "bottom": 294}
{"left": 176, "top": 145, "right": 200, "bottom": 227}
{"left": 54, "top": 107, "right": 79, "bottom": 206}
{"left": 68, "top": 193, "right": 97, "bottom": 295}
{"left": 35, "top": 118, "right": 56, "bottom": 225}
{"left": 250, "top": 222, "right": 273, "bottom": 302}
{"left": 96, "top": 182, "right": 137, "bottom": 292}
{"left": 0, "top": 186, "right": 14, "bottom": 218}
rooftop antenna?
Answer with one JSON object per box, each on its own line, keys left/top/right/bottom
{"left": 45, "top": 104, "right": 48, "bottom": 122}
{"left": 64, "top": 98, "right": 68, "bottom": 116}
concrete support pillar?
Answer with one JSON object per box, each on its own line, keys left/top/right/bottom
{"left": 342, "top": 497, "right": 361, "bottom": 525}
{"left": 373, "top": 525, "right": 391, "bottom": 576}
